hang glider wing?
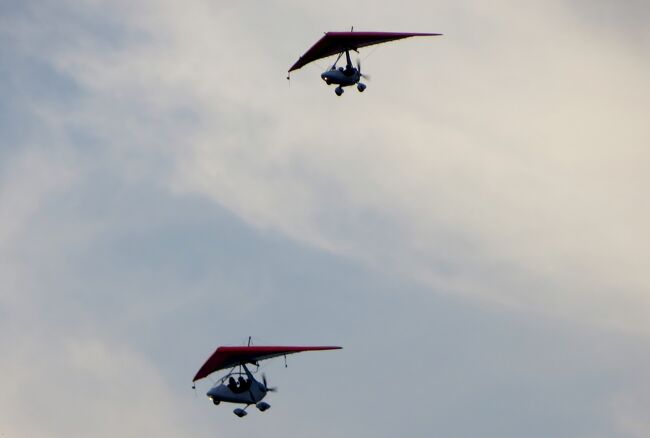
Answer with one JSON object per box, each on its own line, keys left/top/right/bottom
{"left": 193, "top": 345, "right": 342, "bottom": 382}
{"left": 288, "top": 31, "right": 442, "bottom": 72}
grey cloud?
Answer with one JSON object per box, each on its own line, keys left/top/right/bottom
{"left": 2, "top": 1, "right": 650, "bottom": 437}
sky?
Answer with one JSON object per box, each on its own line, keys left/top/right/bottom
{"left": 1, "top": 0, "right": 650, "bottom": 437}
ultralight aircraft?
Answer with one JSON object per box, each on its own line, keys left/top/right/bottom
{"left": 193, "top": 344, "right": 341, "bottom": 417}
{"left": 288, "top": 30, "right": 442, "bottom": 95}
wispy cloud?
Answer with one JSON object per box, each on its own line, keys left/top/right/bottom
{"left": 2, "top": 1, "right": 649, "bottom": 436}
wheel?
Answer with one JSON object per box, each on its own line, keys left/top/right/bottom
{"left": 335, "top": 86, "right": 343, "bottom": 96}
{"left": 256, "top": 402, "right": 271, "bottom": 412}
{"left": 357, "top": 83, "right": 366, "bottom": 92}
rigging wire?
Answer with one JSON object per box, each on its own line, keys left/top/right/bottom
{"left": 361, "top": 44, "right": 380, "bottom": 62}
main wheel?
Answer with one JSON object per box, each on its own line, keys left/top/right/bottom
{"left": 357, "top": 83, "right": 366, "bottom": 92}
{"left": 256, "top": 402, "right": 271, "bottom": 412}
{"left": 335, "top": 86, "right": 343, "bottom": 96}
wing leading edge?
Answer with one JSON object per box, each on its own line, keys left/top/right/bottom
{"left": 288, "top": 31, "right": 442, "bottom": 72}
{"left": 193, "top": 345, "right": 342, "bottom": 382}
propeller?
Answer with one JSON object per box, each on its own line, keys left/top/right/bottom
{"left": 262, "top": 374, "right": 277, "bottom": 393}
{"left": 356, "top": 59, "right": 371, "bottom": 81}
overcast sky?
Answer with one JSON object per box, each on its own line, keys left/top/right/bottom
{"left": 2, "top": 1, "right": 650, "bottom": 437}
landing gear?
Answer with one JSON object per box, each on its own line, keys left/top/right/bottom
{"left": 233, "top": 408, "right": 248, "bottom": 418}
{"left": 335, "top": 86, "right": 343, "bottom": 96}
{"left": 357, "top": 83, "right": 366, "bottom": 92}
{"left": 256, "top": 402, "right": 271, "bottom": 412}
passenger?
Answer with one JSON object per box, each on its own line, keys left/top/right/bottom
{"left": 238, "top": 376, "right": 248, "bottom": 391}
{"left": 227, "top": 377, "right": 237, "bottom": 392}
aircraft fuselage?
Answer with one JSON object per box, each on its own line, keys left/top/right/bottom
{"left": 321, "top": 67, "right": 361, "bottom": 87}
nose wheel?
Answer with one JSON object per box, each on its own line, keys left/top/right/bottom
{"left": 357, "top": 83, "right": 366, "bottom": 92}
{"left": 335, "top": 86, "right": 343, "bottom": 96}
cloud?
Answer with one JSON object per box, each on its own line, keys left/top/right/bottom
{"left": 14, "top": 0, "right": 643, "bottom": 333}
{"left": 130, "top": 0, "right": 650, "bottom": 332}
{"left": 2, "top": 1, "right": 650, "bottom": 436}
{"left": 0, "top": 333, "right": 189, "bottom": 438}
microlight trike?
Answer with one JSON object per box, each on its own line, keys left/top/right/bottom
{"left": 192, "top": 344, "right": 341, "bottom": 417}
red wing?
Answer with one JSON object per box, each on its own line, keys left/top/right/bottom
{"left": 288, "top": 31, "right": 442, "bottom": 72}
{"left": 193, "top": 345, "right": 342, "bottom": 382}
